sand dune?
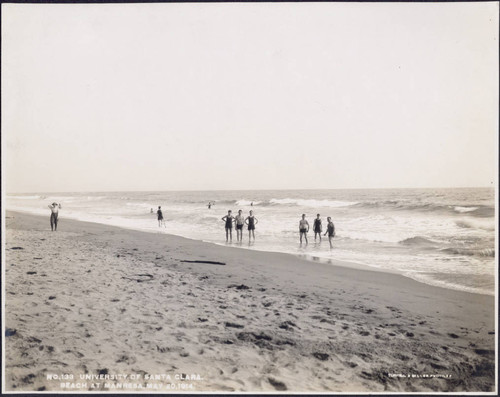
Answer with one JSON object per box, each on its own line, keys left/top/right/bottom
{"left": 3, "top": 211, "right": 496, "bottom": 393}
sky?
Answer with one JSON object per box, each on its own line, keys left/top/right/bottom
{"left": 2, "top": 2, "right": 498, "bottom": 193}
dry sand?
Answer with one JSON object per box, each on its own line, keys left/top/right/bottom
{"left": 3, "top": 211, "right": 496, "bottom": 393}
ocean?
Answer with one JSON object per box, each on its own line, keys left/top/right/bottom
{"left": 5, "top": 188, "right": 496, "bottom": 295}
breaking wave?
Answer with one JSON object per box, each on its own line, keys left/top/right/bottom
{"left": 454, "top": 206, "right": 478, "bottom": 213}
{"left": 7, "top": 195, "right": 41, "bottom": 200}
{"left": 399, "top": 236, "right": 437, "bottom": 247}
{"left": 351, "top": 201, "right": 494, "bottom": 218}
{"left": 235, "top": 200, "right": 262, "bottom": 206}
{"left": 268, "top": 198, "right": 357, "bottom": 208}
{"left": 440, "top": 248, "right": 495, "bottom": 258}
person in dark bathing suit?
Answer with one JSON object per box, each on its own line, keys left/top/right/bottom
{"left": 157, "top": 206, "right": 164, "bottom": 227}
{"left": 324, "top": 217, "right": 336, "bottom": 248}
{"left": 313, "top": 213, "right": 322, "bottom": 242}
{"left": 245, "top": 210, "right": 258, "bottom": 241}
{"left": 222, "top": 210, "right": 235, "bottom": 242}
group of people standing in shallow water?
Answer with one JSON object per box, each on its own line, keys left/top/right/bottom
{"left": 299, "top": 213, "right": 336, "bottom": 248}
{"left": 221, "top": 209, "right": 336, "bottom": 248}
{"left": 222, "top": 210, "right": 258, "bottom": 242}
{"left": 153, "top": 204, "right": 336, "bottom": 248}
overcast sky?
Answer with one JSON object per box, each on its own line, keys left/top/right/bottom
{"left": 2, "top": 2, "right": 498, "bottom": 193}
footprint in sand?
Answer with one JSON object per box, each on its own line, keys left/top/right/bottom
{"left": 474, "top": 349, "right": 495, "bottom": 358}
{"left": 21, "top": 373, "right": 36, "bottom": 384}
{"left": 268, "top": 377, "right": 287, "bottom": 391}
{"left": 228, "top": 284, "right": 250, "bottom": 290}
{"left": 430, "top": 362, "right": 447, "bottom": 370}
{"left": 64, "top": 349, "right": 84, "bottom": 358}
{"left": 312, "top": 352, "right": 330, "bottom": 361}
{"left": 279, "top": 321, "right": 297, "bottom": 331}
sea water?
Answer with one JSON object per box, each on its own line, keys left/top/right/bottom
{"left": 5, "top": 188, "right": 496, "bottom": 295}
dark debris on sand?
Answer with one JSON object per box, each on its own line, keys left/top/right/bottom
{"left": 181, "top": 260, "right": 226, "bottom": 266}
{"left": 312, "top": 352, "right": 330, "bottom": 361}
{"left": 5, "top": 328, "right": 17, "bottom": 337}
{"left": 228, "top": 284, "right": 250, "bottom": 290}
{"left": 224, "top": 322, "right": 244, "bottom": 329}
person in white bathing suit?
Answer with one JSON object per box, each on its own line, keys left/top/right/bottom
{"left": 299, "top": 214, "right": 309, "bottom": 245}
{"left": 235, "top": 210, "right": 245, "bottom": 242}
{"left": 48, "top": 202, "right": 62, "bottom": 231}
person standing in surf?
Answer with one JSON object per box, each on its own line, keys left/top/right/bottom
{"left": 48, "top": 202, "right": 62, "bottom": 231}
{"left": 222, "top": 210, "right": 235, "bottom": 242}
{"left": 299, "top": 214, "right": 309, "bottom": 245}
{"left": 235, "top": 209, "right": 245, "bottom": 242}
{"left": 324, "top": 217, "right": 335, "bottom": 248}
{"left": 245, "top": 210, "right": 258, "bottom": 242}
{"left": 313, "top": 214, "right": 322, "bottom": 242}
{"left": 157, "top": 206, "right": 164, "bottom": 228}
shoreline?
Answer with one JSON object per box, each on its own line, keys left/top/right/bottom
{"left": 5, "top": 208, "right": 494, "bottom": 297}
{"left": 4, "top": 210, "right": 496, "bottom": 392}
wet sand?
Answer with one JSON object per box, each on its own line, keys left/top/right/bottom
{"left": 3, "top": 211, "right": 496, "bottom": 393}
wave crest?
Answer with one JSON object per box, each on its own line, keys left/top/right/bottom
{"left": 454, "top": 206, "right": 478, "bottom": 213}
{"left": 268, "top": 198, "right": 357, "bottom": 208}
{"left": 235, "top": 200, "right": 262, "bottom": 206}
{"left": 399, "top": 236, "right": 437, "bottom": 246}
{"left": 440, "top": 247, "right": 495, "bottom": 258}
{"left": 8, "top": 195, "right": 41, "bottom": 200}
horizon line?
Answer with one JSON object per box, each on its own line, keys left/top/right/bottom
{"left": 4, "top": 185, "right": 495, "bottom": 195}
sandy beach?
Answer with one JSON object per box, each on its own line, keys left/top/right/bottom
{"left": 3, "top": 210, "right": 496, "bottom": 393}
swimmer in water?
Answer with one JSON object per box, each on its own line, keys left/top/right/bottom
{"left": 48, "top": 202, "right": 62, "bottom": 231}
{"left": 299, "top": 214, "right": 309, "bottom": 245}
{"left": 222, "top": 210, "right": 235, "bottom": 242}
{"left": 235, "top": 210, "right": 245, "bottom": 242}
{"left": 313, "top": 214, "right": 322, "bottom": 242}
{"left": 245, "top": 210, "right": 258, "bottom": 241}
{"left": 324, "top": 217, "right": 336, "bottom": 248}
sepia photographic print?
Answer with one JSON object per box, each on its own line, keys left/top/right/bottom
{"left": 2, "top": 1, "right": 498, "bottom": 394}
